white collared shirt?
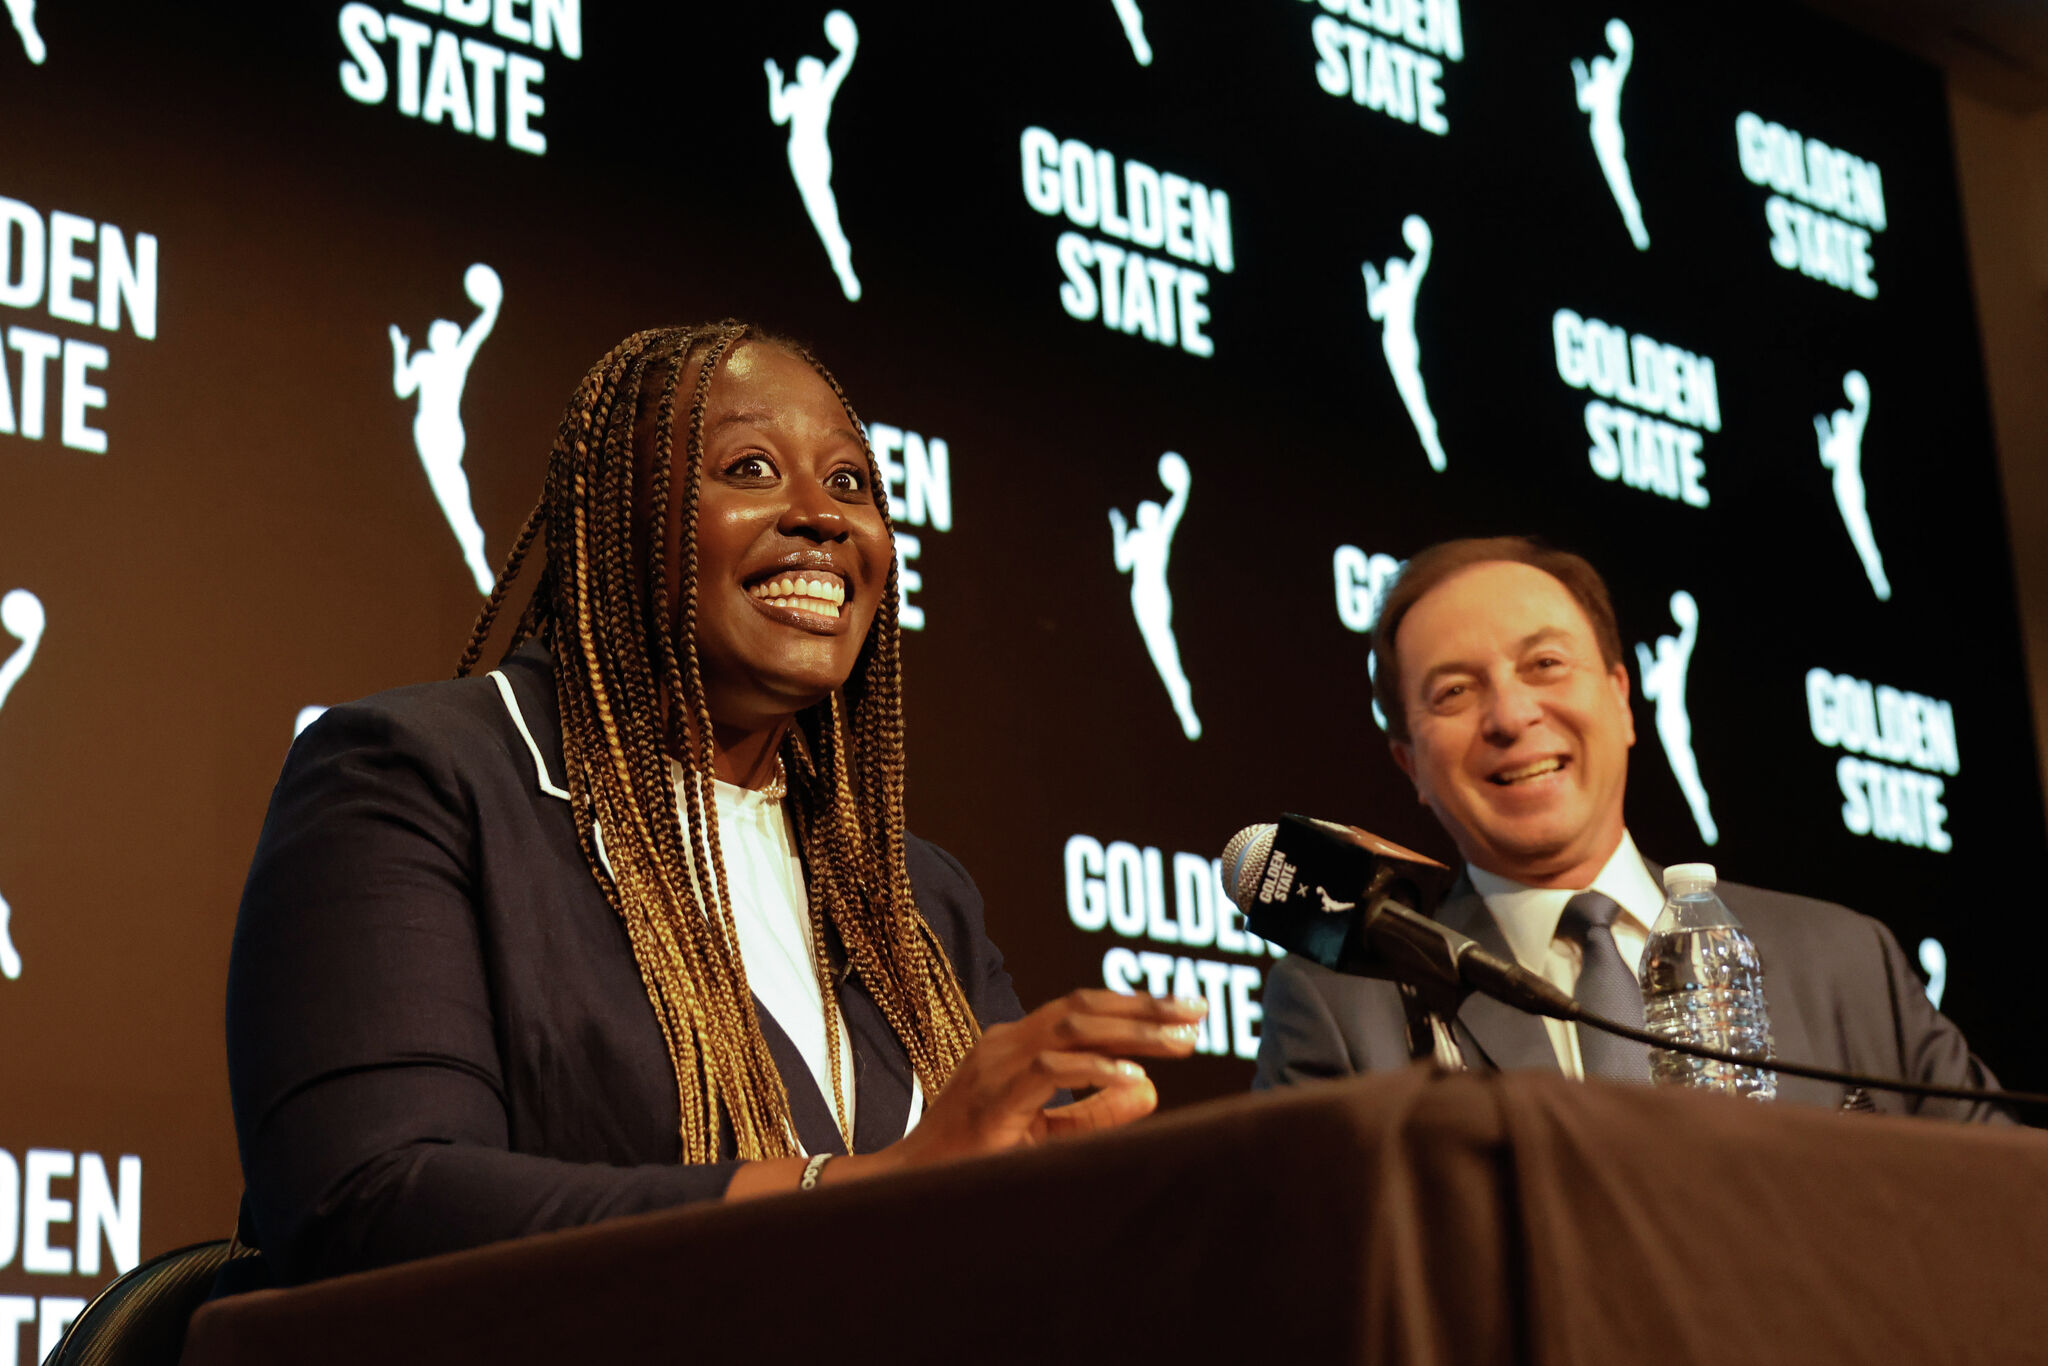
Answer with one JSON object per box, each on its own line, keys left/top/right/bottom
{"left": 1467, "top": 831, "right": 1668, "bottom": 1079}
{"left": 483, "top": 669, "right": 924, "bottom": 1154}
{"left": 667, "top": 762, "right": 924, "bottom": 1154}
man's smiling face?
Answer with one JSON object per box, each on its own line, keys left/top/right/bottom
{"left": 1389, "top": 560, "right": 1636, "bottom": 888}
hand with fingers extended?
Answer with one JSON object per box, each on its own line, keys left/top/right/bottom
{"left": 884, "top": 989, "right": 1209, "bottom": 1169}
{"left": 724, "top": 991, "right": 1207, "bottom": 1201}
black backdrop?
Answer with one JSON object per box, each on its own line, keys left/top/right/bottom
{"left": 0, "top": 0, "right": 2038, "bottom": 1332}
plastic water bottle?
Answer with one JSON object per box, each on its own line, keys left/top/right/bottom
{"left": 1639, "top": 863, "right": 1777, "bottom": 1101}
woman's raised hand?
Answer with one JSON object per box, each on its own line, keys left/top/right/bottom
{"left": 878, "top": 989, "right": 1208, "bottom": 1170}
{"left": 724, "top": 990, "right": 1207, "bottom": 1201}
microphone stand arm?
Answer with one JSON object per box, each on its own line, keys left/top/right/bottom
{"left": 1336, "top": 872, "right": 1582, "bottom": 1024}
{"left": 1340, "top": 867, "right": 1477, "bottom": 1022}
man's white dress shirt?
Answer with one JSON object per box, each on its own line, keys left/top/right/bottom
{"left": 1467, "top": 830, "right": 1667, "bottom": 1078}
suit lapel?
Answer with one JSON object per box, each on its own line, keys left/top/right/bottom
{"left": 843, "top": 973, "right": 915, "bottom": 1153}
{"left": 502, "top": 639, "right": 923, "bottom": 1146}
{"left": 1437, "top": 876, "right": 1562, "bottom": 1075}
{"left": 751, "top": 994, "right": 852, "bottom": 1157}
{"left": 498, "top": 641, "right": 571, "bottom": 798}
{"left": 803, "top": 853, "right": 914, "bottom": 1154}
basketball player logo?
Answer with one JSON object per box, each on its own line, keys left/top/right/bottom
{"left": 1573, "top": 19, "right": 1650, "bottom": 251}
{"left": 1918, "top": 937, "right": 1947, "bottom": 1008}
{"left": 1816, "top": 370, "right": 1889, "bottom": 601}
{"left": 1361, "top": 215, "right": 1446, "bottom": 473}
{"left": 1112, "top": 0, "right": 1153, "bottom": 65}
{"left": 1636, "top": 589, "right": 1718, "bottom": 846}
{"left": 5, "top": 0, "right": 45, "bottom": 64}
{"left": 1110, "top": 452, "right": 1200, "bottom": 741}
{"left": 390, "top": 263, "right": 502, "bottom": 595}
{"left": 767, "top": 11, "right": 863, "bottom": 302}
{"left": 0, "top": 587, "right": 46, "bottom": 980}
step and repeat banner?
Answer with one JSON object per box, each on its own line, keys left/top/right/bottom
{"left": 1, "top": 0, "right": 2040, "bottom": 1341}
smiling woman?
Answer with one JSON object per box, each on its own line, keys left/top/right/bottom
{"left": 221, "top": 321, "right": 1206, "bottom": 1289}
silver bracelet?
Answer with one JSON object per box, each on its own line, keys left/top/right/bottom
{"left": 799, "top": 1153, "right": 833, "bottom": 1191}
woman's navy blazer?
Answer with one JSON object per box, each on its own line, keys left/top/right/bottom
{"left": 226, "top": 640, "right": 1026, "bottom": 1286}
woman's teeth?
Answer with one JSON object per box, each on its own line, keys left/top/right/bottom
{"left": 749, "top": 575, "right": 844, "bottom": 619}
{"left": 1493, "top": 758, "right": 1564, "bottom": 785}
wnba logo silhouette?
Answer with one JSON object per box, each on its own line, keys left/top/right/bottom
{"left": 0, "top": 588, "right": 45, "bottom": 980}
{"left": 1362, "top": 216, "right": 1444, "bottom": 472}
{"left": 1110, "top": 452, "right": 1200, "bottom": 741}
{"left": 5, "top": 0, "right": 43, "bottom": 63}
{"left": 1111, "top": 0, "right": 1152, "bottom": 64}
{"left": 768, "top": 11, "right": 862, "bottom": 302}
{"left": 1573, "top": 19, "right": 1648, "bottom": 251}
{"left": 1817, "top": 370, "right": 1888, "bottom": 600}
{"left": 1637, "top": 590, "right": 1717, "bottom": 846}
{"left": 1918, "top": 937, "right": 1946, "bottom": 1008}
{"left": 390, "top": 263, "right": 501, "bottom": 594}
{"left": 1105, "top": 0, "right": 1155, "bottom": 64}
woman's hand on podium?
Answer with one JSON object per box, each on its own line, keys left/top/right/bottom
{"left": 725, "top": 990, "right": 1206, "bottom": 1201}
{"left": 890, "top": 988, "right": 1209, "bottom": 1164}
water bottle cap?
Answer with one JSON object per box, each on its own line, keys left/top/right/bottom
{"left": 1662, "top": 861, "right": 1718, "bottom": 889}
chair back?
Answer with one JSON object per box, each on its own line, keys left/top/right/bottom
{"left": 48, "top": 1238, "right": 253, "bottom": 1366}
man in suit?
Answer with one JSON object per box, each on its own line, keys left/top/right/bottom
{"left": 1254, "top": 536, "right": 2010, "bottom": 1122}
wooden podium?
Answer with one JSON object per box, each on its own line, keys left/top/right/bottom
{"left": 181, "top": 1067, "right": 2048, "bottom": 1365}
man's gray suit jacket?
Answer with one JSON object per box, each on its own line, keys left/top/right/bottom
{"left": 1253, "top": 862, "right": 2013, "bottom": 1123}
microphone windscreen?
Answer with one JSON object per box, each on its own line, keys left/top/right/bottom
{"left": 1221, "top": 823, "right": 1278, "bottom": 909}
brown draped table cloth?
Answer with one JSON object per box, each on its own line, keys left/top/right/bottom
{"left": 181, "top": 1066, "right": 2048, "bottom": 1365}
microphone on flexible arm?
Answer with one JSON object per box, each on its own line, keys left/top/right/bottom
{"left": 1219, "top": 815, "right": 1577, "bottom": 1025}
{"left": 1222, "top": 814, "right": 2048, "bottom": 1110}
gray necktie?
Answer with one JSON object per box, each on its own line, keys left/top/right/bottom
{"left": 1558, "top": 892, "right": 1651, "bottom": 1083}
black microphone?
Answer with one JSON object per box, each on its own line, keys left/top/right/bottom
{"left": 1220, "top": 815, "right": 1575, "bottom": 1021}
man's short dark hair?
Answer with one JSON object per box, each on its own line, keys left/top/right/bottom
{"left": 1371, "top": 536, "right": 1623, "bottom": 742}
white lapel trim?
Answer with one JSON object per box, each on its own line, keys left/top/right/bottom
{"left": 488, "top": 669, "right": 570, "bottom": 801}
{"left": 488, "top": 669, "right": 615, "bottom": 879}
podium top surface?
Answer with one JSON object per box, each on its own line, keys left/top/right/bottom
{"left": 181, "top": 1067, "right": 2048, "bottom": 1366}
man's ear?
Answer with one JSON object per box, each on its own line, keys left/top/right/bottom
{"left": 1609, "top": 661, "right": 1636, "bottom": 749}
{"left": 1390, "top": 739, "right": 1423, "bottom": 801}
